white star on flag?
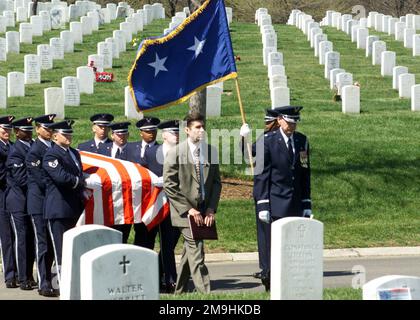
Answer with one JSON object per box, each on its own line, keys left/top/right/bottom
{"left": 188, "top": 37, "right": 206, "bottom": 58}
{"left": 148, "top": 53, "right": 168, "bottom": 77}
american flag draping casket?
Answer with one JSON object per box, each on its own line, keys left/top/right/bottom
{"left": 78, "top": 151, "right": 169, "bottom": 231}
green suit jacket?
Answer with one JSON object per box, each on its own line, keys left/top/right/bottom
{"left": 163, "top": 140, "right": 222, "bottom": 228}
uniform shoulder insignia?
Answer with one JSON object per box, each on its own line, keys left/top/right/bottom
{"left": 31, "top": 160, "right": 41, "bottom": 167}
{"left": 13, "top": 163, "right": 24, "bottom": 168}
{"left": 48, "top": 159, "right": 58, "bottom": 168}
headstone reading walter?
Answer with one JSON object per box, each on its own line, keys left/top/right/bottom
{"left": 62, "top": 76, "right": 80, "bottom": 106}
{"left": 381, "top": 51, "right": 396, "bottom": 77}
{"left": 0, "top": 38, "right": 6, "bottom": 62}
{"left": 80, "top": 244, "right": 159, "bottom": 300}
{"left": 49, "top": 38, "right": 64, "bottom": 60}
{"left": 24, "top": 54, "right": 41, "bottom": 84}
{"left": 363, "top": 275, "right": 420, "bottom": 300}
{"left": 44, "top": 87, "right": 64, "bottom": 119}
{"left": 206, "top": 85, "right": 222, "bottom": 117}
{"left": 77, "top": 66, "right": 94, "bottom": 95}
{"left": 37, "top": 44, "right": 53, "bottom": 70}
{"left": 271, "top": 217, "right": 323, "bottom": 300}
{"left": 60, "top": 225, "right": 122, "bottom": 300}
{"left": 271, "top": 87, "right": 290, "bottom": 108}
{"left": 125, "top": 86, "right": 143, "bottom": 120}
{"left": 411, "top": 85, "right": 420, "bottom": 112}
{"left": 399, "top": 73, "right": 415, "bottom": 99}
{"left": 0, "top": 76, "right": 6, "bottom": 109}
{"left": 372, "top": 41, "right": 386, "bottom": 66}
{"left": 324, "top": 51, "right": 340, "bottom": 80}
{"left": 7, "top": 72, "right": 25, "bottom": 97}
{"left": 342, "top": 85, "right": 360, "bottom": 113}
{"left": 365, "top": 35, "right": 379, "bottom": 57}
{"left": 393, "top": 66, "right": 409, "bottom": 90}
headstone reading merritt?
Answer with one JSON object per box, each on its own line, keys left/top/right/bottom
{"left": 80, "top": 244, "right": 159, "bottom": 300}
{"left": 60, "top": 225, "right": 122, "bottom": 300}
{"left": 363, "top": 275, "right": 420, "bottom": 300}
{"left": 271, "top": 217, "right": 323, "bottom": 300}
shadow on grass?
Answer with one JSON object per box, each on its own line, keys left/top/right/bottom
{"left": 324, "top": 271, "right": 354, "bottom": 277}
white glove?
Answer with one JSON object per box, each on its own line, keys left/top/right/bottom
{"left": 84, "top": 173, "right": 102, "bottom": 190}
{"left": 258, "top": 210, "right": 271, "bottom": 224}
{"left": 240, "top": 123, "right": 251, "bottom": 137}
{"left": 155, "top": 176, "right": 164, "bottom": 188}
{"left": 303, "top": 209, "right": 313, "bottom": 219}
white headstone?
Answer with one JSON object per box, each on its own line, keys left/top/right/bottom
{"left": 44, "top": 87, "right": 64, "bottom": 119}
{"left": 125, "top": 86, "right": 143, "bottom": 120}
{"left": 270, "top": 217, "right": 323, "bottom": 300}
{"left": 60, "top": 30, "right": 74, "bottom": 53}
{"left": 206, "top": 85, "right": 222, "bottom": 117}
{"left": 3, "top": 10, "right": 15, "bottom": 28}
{"left": 19, "top": 23, "right": 32, "bottom": 44}
{"left": 30, "top": 15, "right": 43, "bottom": 36}
{"left": 40, "top": 10, "right": 51, "bottom": 31}
{"left": 37, "top": 44, "right": 53, "bottom": 70}
{"left": 116, "top": 5, "right": 127, "bottom": 18}
{"left": 70, "top": 22, "right": 83, "bottom": 44}
{"left": 268, "top": 51, "right": 283, "bottom": 69}
{"left": 357, "top": 28, "right": 368, "bottom": 49}
{"left": 342, "top": 85, "right": 360, "bottom": 114}
{"left": 382, "top": 15, "right": 391, "bottom": 33}
{"left": 351, "top": 25, "right": 361, "bottom": 43}
{"left": 314, "top": 34, "right": 327, "bottom": 57}
{"left": 80, "top": 16, "right": 92, "bottom": 36}
{"left": 50, "top": 8, "right": 65, "bottom": 29}
{"left": 120, "top": 22, "right": 132, "bottom": 43}
{"left": 310, "top": 27, "right": 321, "bottom": 48}
{"left": 88, "top": 54, "right": 104, "bottom": 73}
{"left": 62, "top": 76, "right": 80, "bottom": 106}
{"left": 395, "top": 22, "right": 405, "bottom": 41}
{"left": 388, "top": 17, "right": 399, "bottom": 35}
{"left": 363, "top": 275, "right": 420, "bottom": 300}
{"left": 107, "top": 3, "right": 117, "bottom": 20}
{"left": 80, "top": 244, "right": 159, "bottom": 300}
{"left": 381, "top": 51, "right": 396, "bottom": 76}
{"left": 49, "top": 37, "right": 64, "bottom": 60}
{"left": 77, "top": 66, "right": 94, "bottom": 95}
{"left": 113, "top": 30, "right": 126, "bottom": 52}
{"left": 0, "top": 76, "right": 6, "bottom": 109}
{"left": 60, "top": 225, "right": 122, "bottom": 300}
{"left": 87, "top": 11, "right": 98, "bottom": 31}
{"left": 325, "top": 51, "right": 340, "bottom": 79}
{"left": 399, "top": 73, "right": 415, "bottom": 98}
{"left": 365, "top": 35, "right": 379, "bottom": 57}
{"left": 0, "top": 17, "right": 6, "bottom": 33}
{"left": 372, "top": 41, "right": 386, "bottom": 65}
{"left": 374, "top": 13, "right": 384, "bottom": 31}
{"left": 393, "top": 66, "right": 409, "bottom": 90}
{"left": 24, "top": 54, "right": 40, "bottom": 84}
{"left": 7, "top": 71, "right": 24, "bottom": 97}
{"left": 0, "top": 37, "right": 6, "bottom": 62}
{"left": 414, "top": 15, "right": 420, "bottom": 31}
{"left": 319, "top": 41, "right": 333, "bottom": 65}
{"left": 404, "top": 28, "right": 415, "bottom": 48}
{"left": 268, "top": 64, "right": 285, "bottom": 79}
{"left": 263, "top": 33, "right": 277, "bottom": 50}
{"left": 330, "top": 68, "right": 345, "bottom": 90}
{"left": 16, "top": 6, "right": 27, "bottom": 22}
{"left": 263, "top": 47, "right": 275, "bottom": 66}
{"left": 98, "top": 42, "right": 112, "bottom": 69}
{"left": 271, "top": 87, "right": 290, "bottom": 108}
{"left": 336, "top": 72, "right": 353, "bottom": 95}
{"left": 411, "top": 84, "right": 420, "bottom": 111}
{"left": 269, "top": 75, "right": 287, "bottom": 91}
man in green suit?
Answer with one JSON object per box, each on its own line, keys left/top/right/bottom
{"left": 163, "top": 112, "right": 221, "bottom": 294}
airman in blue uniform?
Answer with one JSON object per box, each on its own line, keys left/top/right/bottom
{"left": 77, "top": 113, "right": 114, "bottom": 153}
{"left": 43, "top": 120, "right": 85, "bottom": 287}
{"left": 142, "top": 120, "right": 181, "bottom": 293}
{"left": 254, "top": 106, "right": 312, "bottom": 291}
{"left": 6, "top": 117, "right": 37, "bottom": 290}
{"left": 25, "top": 114, "right": 58, "bottom": 297}
{"left": 0, "top": 116, "right": 18, "bottom": 288}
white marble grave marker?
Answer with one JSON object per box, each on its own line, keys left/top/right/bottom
{"left": 399, "top": 73, "right": 415, "bottom": 98}
{"left": 62, "top": 76, "right": 80, "bottom": 106}
{"left": 342, "top": 85, "right": 360, "bottom": 114}
{"left": 7, "top": 72, "right": 24, "bottom": 97}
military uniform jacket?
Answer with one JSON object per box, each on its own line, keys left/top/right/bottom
{"left": 163, "top": 141, "right": 222, "bottom": 228}
{"left": 5, "top": 140, "right": 32, "bottom": 213}
{"left": 126, "top": 141, "right": 159, "bottom": 166}
{"left": 254, "top": 130, "right": 311, "bottom": 218}
{"left": 98, "top": 143, "right": 130, "bottom": 160}
{"left": 25, "top": 139, "right": 52, "bottom": 215}
{"left": 42, "top": 144, "right": 85, "bottom": 219}
{"left": 143, "top": 144, "right": 164, "bottom": 177}
{"left": 77, "top": 138, "right": 112, "bottom": 153}
{"left": 0, "top": 141, "right": 12, "bottom": 190}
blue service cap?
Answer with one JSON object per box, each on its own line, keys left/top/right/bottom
{"left": 273, "top": 106, "right": 303, "bottom": 123}
{"left": 0, "top": 115, "right": 15, "bottom": 129}
{"left": 136, "top": 117, "right": 160, "bottom": 131}
{"left": 110, "top": 122, "right": 131, "bottom": 134}
{"left": 33, "top": 114, "right": 56, "bottom": 128}
{"left": 12, "top": 117, "right": 34, "bottom": 131}
{"left": 157, "top": 120, "right": 180, "bottom": 132}
{"left": 90, "top": 113, "right": 114, "bottom": 125}
{"left": 49, "top": 120, "right": 75, "bottom": 134}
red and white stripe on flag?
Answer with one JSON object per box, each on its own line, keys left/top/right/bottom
{"left": 79, "top": 151, "right": 170, "bottom": 231}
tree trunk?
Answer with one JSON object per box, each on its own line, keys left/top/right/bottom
{"left": 32, "top": 0, "right": 38, "bottom": 16}
{"left": 188, "top": 0, "right": 207, "bottom": 119}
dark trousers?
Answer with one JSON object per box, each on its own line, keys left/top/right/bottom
{"left": 0, "top": 195, "right": 17, "bottom": 282}
{"left": 10, "top": 211, "right": 35, "bottom": 283}
{"left": 255, "top": 207, "right": 271, "bottom": 277}
{"left": 47, "top": 217, "right": 78, "bottom": 284}
{"left": 31, "top": 215, "right": 54, "bottom": 291}
{"left": 111, "top": 224, "right": 132, "bottom": 243}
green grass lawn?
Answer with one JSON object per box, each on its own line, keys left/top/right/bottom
{"left": 2, "top": 19, "right": 420, "bottom": 250}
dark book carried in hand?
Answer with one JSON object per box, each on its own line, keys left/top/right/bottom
{"left": 188, "top": 214, "right": 218, "bottom": 240}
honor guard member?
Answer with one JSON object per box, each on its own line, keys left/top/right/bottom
{"left": 6, "top": 117, "right": 37, "bottom": 290}
{"left": 77, "top": 113, "right": 114, "bottom": 153}
{"left": 0, "top": 116, "right": 18, "bottom": 288}
{"left": 25, "top": 114, "right": 58, "bottom": 297}
{"left": 239, "top": 109, "right": 279, "bottom": 282}
{"left": 254, "top": 106, "right": 312, "bottom": 291}
{"left": 142, "top": 120, "right": 181, "bottom": 293}
{"left": 43, "top": 120, "right": 85, "bottom": 285}
{"left": 100, "top": 122, "right": 132, "bottom": 243}
{"left": 126, "top": 116, "right": 160, "bottom": 246}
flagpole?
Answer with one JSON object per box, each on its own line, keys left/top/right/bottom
{"left": 235, "top": 78, "right": 254, "bottom": 176}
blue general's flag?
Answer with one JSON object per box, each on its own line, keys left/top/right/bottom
{"left": 128, "top": 0, "right": 237, "bottom": 112}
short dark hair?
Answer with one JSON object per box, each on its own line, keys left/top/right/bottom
{"left": 184, "top": 112, "right": 204, "bottom": 128}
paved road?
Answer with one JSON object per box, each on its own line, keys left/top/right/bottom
{"left": 1, "top": 255, "right": 420, "bottom": 299}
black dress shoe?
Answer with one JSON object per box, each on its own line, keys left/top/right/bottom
{"left": 29, "top": 279, "right": 38, "bottom": 289}
{"left": 5, "top": 279, "right": 18, "bottom": 288}
{"left": 166, "top": 283, "right": 176, "bottom": 294}
{"left": 20, "top": 281, "right": 33, "bottom": 291}
{"left": 253, "top": 271, "right": 263, "bottom": 279}
{"left": 261, "top": 274, "right": 270, "bottom": 292}
{"left": 38, "top": 288, "right": 59, "bottom": 297}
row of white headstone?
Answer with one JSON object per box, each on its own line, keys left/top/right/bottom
{"left": 256, "top": 8, "right": 290, "bottom": 109}
{"left": 322, "top": 10, "right": 420, "bottom": 112}
{"left": 289, "top": 9, "right": 360, "bottom": 114}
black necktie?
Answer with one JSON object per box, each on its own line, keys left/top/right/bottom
{"left": 287, "top": 138, "right": 294, "bottom": 162}
{"left": 115, "top": 148, "right": 121, "bottom": 159}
